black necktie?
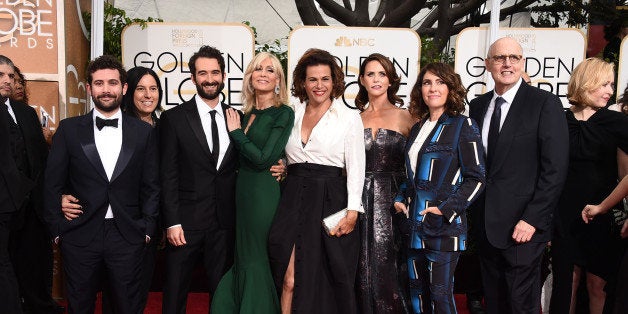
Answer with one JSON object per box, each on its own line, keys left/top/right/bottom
{"left": 209, "top": 110, "right": 220, "bottom": 164}
{"left": 96, "top": 116, "right": 118, "bottom": 130}
{"left": 487, "top": 96, "right": 506, "bottom": 170}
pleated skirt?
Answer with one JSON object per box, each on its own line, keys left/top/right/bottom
{"left": 268, "top": 163, "right": 360, "bottom": 314}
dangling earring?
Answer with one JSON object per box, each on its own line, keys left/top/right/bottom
{"left": 274, "top": 84, "right": 280, "bottom": 95}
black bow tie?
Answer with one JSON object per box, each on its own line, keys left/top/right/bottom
{"left": 96, "top": 117, "right": 118, "bottom": 130}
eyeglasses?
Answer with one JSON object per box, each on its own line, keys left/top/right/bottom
{"left": 489, "top": 54, "right": 523, "bottom": 64}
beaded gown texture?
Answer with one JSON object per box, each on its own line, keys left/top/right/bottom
{"left": 357, "top": 128, "right": 410, "bottom": 314}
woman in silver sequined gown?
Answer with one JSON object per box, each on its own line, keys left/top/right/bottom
{"left": 355, "top": 53, "right": 415, "bottom": 314}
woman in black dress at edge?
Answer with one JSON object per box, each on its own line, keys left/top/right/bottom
{"left": 355, "top": 53, "right": 414, "bottom": 313}
{"left": 267, "top": 48, "right": 366, "bottom": 314}
{"left": 393, "top": 63, "right": 485, "bottom": 314}
{"left": 61, "top": 66, "right": 163, "bottom": 313}
{"left": 549, "top": 58, "right": 628, "bottom": 314}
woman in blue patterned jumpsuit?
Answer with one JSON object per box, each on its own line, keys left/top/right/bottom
{"left": 394, "top": 63, "right": 486, "bottom": 314}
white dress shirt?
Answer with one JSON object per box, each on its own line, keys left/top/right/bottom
{"left": 93, "top": 109, "right": 123, "bottom": 219}
{"left": 481, "top": 78, "right": 523, "bottom": 153}
{"left": 409, "top": 119, "right": 437, "bottom": 174}
{"left": 4, "top": 98, "right": 17, "bottom": 124}
{"left": 285, "top": 99, "right": 366, "bottom": 212}
{"left": 195, "top": 94, "right": 230, "bottom": 167}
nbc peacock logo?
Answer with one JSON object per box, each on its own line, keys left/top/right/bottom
{"left": 335, "top": 36, "right": 375, "bottom": 47}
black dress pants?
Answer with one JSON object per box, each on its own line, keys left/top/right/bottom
{"left": 0, "top": 212, "right": 22, "bottom": 313}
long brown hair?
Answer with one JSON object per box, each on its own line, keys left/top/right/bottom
{"left": 355, "top": 53, "right": 403, "bottom": 111}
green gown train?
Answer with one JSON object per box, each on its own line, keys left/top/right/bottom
{"left": 211, "top": 104, "right": 294, "bottom": 314}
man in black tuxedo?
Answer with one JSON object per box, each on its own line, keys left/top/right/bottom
{"left": 43, "top": 55, "right": 159, "bottom": 314}
{"left": 5, "top": 64, "right": 60, "bottom": 314}
{"left": 468, "top": 37, "right": 569, "bottom": 313}
{"left": 0, "top": 55, "right": 49, "bottom": 313}
{"left": 160, "top": 46, "right": 238, "bottom": 314}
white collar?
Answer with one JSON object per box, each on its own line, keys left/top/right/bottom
{"left": 194, "top": 94, "right": 223, "bottom": 117}
{"left": 493, "top": 77, "right": 523, "bottom": 104}
{"left": 93, "top": 108, "right": 122, "bottom": 121}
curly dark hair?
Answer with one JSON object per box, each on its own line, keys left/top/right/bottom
{"left": 409, "top": 62, "right": 466, "bottom": 120}
{"left": 355, "top": 53, "right": 403, "bottom": 111}
{"left": 291, "top": 48, "right": 344, "bottom": 103}
{"left": 189, "top": 46, "right": 225, "bottom": 76}
{"left": 121, "top": 66, "right": 164, "bottom": 118}
{"left": 86, "top": 55, "right": 126, "bottom": 84}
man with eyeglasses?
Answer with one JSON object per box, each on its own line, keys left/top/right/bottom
{"left": 468, "top": 37, "right": 569, "bottom": 314}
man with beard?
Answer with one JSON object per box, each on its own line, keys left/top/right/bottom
{"left": 43, "top": 55, "right": 159, "bottom": 313}
{"left": 0, "top": 55, "right": 49, "bottom": 313}
{"left": 160, "top": 45, "right": 239, "bottom": 313}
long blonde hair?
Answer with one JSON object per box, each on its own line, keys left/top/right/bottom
{"left": 241, "top": 52, "right": 288, "bottom": 113}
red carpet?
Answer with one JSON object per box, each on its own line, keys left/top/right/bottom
{"left": 81, "top": 292, "right": 472, "bottom": 313}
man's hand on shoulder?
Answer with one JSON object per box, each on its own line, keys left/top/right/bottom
{"left": 512, "top": 220, "right": 536, "bottom": 243}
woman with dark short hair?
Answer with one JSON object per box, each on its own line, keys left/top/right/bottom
{"left": 268, "top": 48, "right": 365, "bottom": 314}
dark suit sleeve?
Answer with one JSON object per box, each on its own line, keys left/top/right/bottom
{"left": 438, "top": 117, "right": 486, "bottom": 223}
{"left": 228, "top": 107, "right": 294, "bottom": 170}
{"left": 520, "top": 93, "right": 569, "bottom": 231}
{"left": 43, "top": 120, "right": 70, "bottom": 237}
{"left": 159, "top": 111, "right": 181, "bottom": 228}
{"left": 21, "top": 104, "right": 49, "bottom": 220}
{"left": 140, "top": 127, "right": 160, "bottom": 237}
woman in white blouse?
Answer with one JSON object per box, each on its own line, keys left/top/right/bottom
{"left": 268, "top": 48, "right": 366, "bottom": 314}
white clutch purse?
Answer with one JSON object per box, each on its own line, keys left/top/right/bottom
{"left": 322, "top": 208, "right": 347, "bottom": 235}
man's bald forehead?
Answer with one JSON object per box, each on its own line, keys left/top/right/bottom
{"left": 488, "top": 37, "right": 523, "bottom": 56}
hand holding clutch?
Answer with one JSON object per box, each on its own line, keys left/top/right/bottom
{"left": 323, "top": 209, "right": 358, "bottom": 237}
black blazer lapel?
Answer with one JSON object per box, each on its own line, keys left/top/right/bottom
{"left": 79, "top": 111, "right": 108, "bottom": 181}
{"left": 184, "top": 100, "right": 214, "bottom": 162}
{"left": 111, "top": 117, "right": 136, "bottom": 182}
{"left": 489, "top": 84, "right": 527, "bottom": 173}
{"left": 12, "top": 102, "right": 45, "bottom": 179}
{"left": 474, "top": 92, "right": 493, "bottom": 129}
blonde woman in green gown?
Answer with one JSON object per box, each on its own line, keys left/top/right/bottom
{"left": 211, "top": 52, "right": 294, "bottom": 313}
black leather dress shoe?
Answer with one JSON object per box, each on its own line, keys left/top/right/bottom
{"left": 467, "top": 299, "right": 487, "bottom": 314}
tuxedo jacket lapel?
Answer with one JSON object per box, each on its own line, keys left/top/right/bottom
{"left": 490, "top": 85, "right": 527, "bottom": 173}
{"left": 111, "top": 117, "right": 136, "bottom": 182}
{"left": 79, "top": 111, "right": 108, "bottom": 181}
{"left": 184, "top": 100, "right": 214, "bottom": 164}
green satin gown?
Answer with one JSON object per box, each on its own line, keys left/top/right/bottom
{"left": 211, "top": 104, "right": 294, "bottom": 314}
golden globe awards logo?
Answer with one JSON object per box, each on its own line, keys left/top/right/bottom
{"left": 171, "top": 28, "right": 204, "bottom": 47}
{"left": 334, "top": 36, "right": 375, "bottom": 47}
{"left": 0, "top": 0, "right": 55, "bottom": 49}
